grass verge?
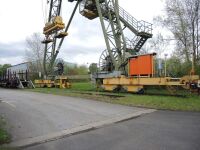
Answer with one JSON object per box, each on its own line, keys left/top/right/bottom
{"left": 26, "top": 82, "right": 200, "bottom": 112}
{"left": 0, "top": 117, "right": 17, "bottom": 150}
{"left": 0, "top": 116, "right": 10, "bottom": 145}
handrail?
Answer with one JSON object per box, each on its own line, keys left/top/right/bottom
{"left": 109, "top": 5, "right": 153, "bottom": 35}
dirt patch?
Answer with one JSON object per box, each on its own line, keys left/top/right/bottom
{"left": 71, "top": 92, "right": 125, "bottom": 99}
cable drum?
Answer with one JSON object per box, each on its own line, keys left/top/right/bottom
{"left": 99, "top": 49, "right": 118, "bottom": 72}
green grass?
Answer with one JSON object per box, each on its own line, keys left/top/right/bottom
{"left": 0, "top": 117, "right": 10, "bottom": 145}
{"left": 70, "top": 82, "right": 95, "bottom": 91}
{"left": 116, "top": 95, "right": 200, "bottom": 111}
{"left": 26, "top": 82, "right": 200, "bottom": 112}
{"left": 0, "top": 129, "right": 9, "bottom": 144}
{"left": 0, "top": 147, "right": 19, "bottom": 150}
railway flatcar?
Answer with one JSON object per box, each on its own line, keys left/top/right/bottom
{"left": 0, "top": 62, "right": 34, "bottom": 88}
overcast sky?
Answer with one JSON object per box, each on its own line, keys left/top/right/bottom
{"left": 0, "top": 0, "right": 165, "bottom": 65}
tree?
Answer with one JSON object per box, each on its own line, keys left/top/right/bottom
{"left": 64, "top": 64, "right": 88, "bottom": 75}
{"left": 25, "top": 33, "right": 44, "bottom": 74}
{"left": 148, "top": 33, "right": 169, "bottom": 57}
{"left": 154, "top": 0, "right": 200, "bottom": 70}
{"left": 77, "top": 65, "right": 88, "bottom": 75}
{"left": 0, "top": 64, "right": 11, "bottom": 76}
{"left": 0, "top": 64, "right": 2, "bottom": 76}
{"left": 166, "top": 56, "right": 185, "bottom": 77}
{"left": 89, "top": 63, "right": 98, "bottom": 74}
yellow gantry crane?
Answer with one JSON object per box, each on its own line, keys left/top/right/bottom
{"left": 38, "top": 0, "right": 199, "bottom": 93}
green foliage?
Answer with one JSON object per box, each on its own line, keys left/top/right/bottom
{"left": 154, "top": 0, "right": 200, "bottom": 66}
{"left": 70, "top": 82, "right": 95, "bottom": 91}
{"left": 117, "top": 94, "right": 200, "bottom": 111}
{"left": 0, "top": 116, "right": 10, "bottom": 144}
{"left": 0, "top": 129, "right": 10, "bottom": 144}
{"left": 195, "top": 65, "right": 200, "bottom": 75}
{"left": 0, "top": 65, "right": 2, "bottom": 76}
{"left": 89, "top": 63, "right": 98, "bottom": 74}
{"left": 0, "top": 64, "right": 11, "bottom": 76}
{"left": 166, "top": 56, "right": 192, "bottom": 77}
{"left": 77, "top": 65, "right": 88, "bottom": 75}
{"left": 64, "top": 64, "right": 88, "bottom": 75}
{"left": 154, "top": 55, "right": 199, "bottom": 77}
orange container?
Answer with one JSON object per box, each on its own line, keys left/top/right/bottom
{"left": 129, "top": 53, "right": 155, "bottom": 76}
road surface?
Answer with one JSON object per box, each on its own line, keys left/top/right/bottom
{"left": 0, "top": 88, "right": 152, "bottom": 147}
{"left": 25, "top": 110, "right": 200, "bottom": 150}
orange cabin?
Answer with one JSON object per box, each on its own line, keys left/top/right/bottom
{"left": 129, "top": 53, "right": 156, "bottom": 76}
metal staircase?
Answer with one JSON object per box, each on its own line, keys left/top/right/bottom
{"left": 109, "top": 5, "right": 153, "bottom": 52}
{"left": 78, "top": 0, "right": 153, "bottom": 73}
{"left": 79, "top": 0, "right": 152, "bottom": 54}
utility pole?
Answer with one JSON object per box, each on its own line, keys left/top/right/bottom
{"left": 164, "top": 53, "right": 168, "bottom": 77}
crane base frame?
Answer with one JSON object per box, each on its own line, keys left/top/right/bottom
{"left": 34, "top": 76, "right": 71, "bottom": 89}
{"left": 102, "top": 75, "right": 200, "bottom": 93}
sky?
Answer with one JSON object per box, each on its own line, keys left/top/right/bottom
{"left": 0, "top": 0, "right": 165, "bottom": 66}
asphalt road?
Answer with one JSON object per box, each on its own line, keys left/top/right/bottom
{"left": 25, "top": 110, "right": 200, "bottom": 150}
{"left": 0, "top": 88, "right": 148, "bottom": 143}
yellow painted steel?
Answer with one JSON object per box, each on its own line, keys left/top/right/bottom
{"left": 123, "top": 85, "right": 144, "bottom": 92}
{"left": 103, "top": 75, "right": 200, "bottom": 92}
{"left": 43, "top": 16, "right": 65, "bottom": 35}
{"left": 180, "top": 75, "right": 199, "bottom": 83}
{"left": 103, "top": 76, "right": 183, "bottom": 86}
{"left": 102, "top": 85, "right": 118, "bottom": 91}
{"left": 34, "top": 76, "right": 71, "bottom": 89}
{"left": 34, "top": 80, "right": 54, "bottom": 88}
{"left": 54, "top": 76, "right": 71, "bottom": 89}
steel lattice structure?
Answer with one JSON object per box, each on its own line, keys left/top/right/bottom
{"left": 43, "top": 0, "right": 152, "bottom": 77}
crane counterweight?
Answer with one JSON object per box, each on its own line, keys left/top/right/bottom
{"left": 43, "top": 16, "right": 65, "bottom": 35}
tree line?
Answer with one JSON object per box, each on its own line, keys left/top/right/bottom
{"left": 151, "top": 0, "right": 200, "bottom": 75}
{"left": 0, "top": 64, "right": 11, "bottom": 77}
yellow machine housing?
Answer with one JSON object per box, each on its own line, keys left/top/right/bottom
{"left": 34, "top": 76, "right": 71, "bottom": 89}
{"left": 54, "top": 76, "right": 71, "bottom": 89}
{"left": 103, "top": 75, "right": 199, "bottom": 93}
{"left": 34, "top": 79, "right": 54, "bottom": 88}
{"left": 43, "top": 16, "right": 65, "bottom": 35}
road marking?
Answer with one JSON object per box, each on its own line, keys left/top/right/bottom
{"left": 6, "top": 109, "right": 156, "bottom": 148}
{"left": 1, "top": 101, "right": 16, "bottom": 110}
